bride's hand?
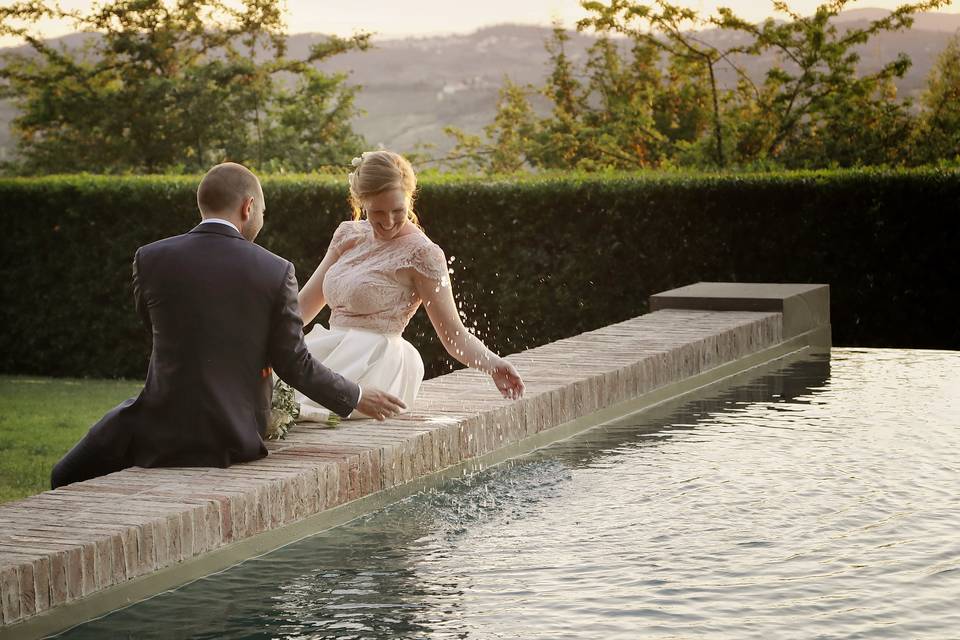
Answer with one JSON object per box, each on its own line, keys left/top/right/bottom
{"left": 491, "top": 358, "right": 524, "bottom": 400}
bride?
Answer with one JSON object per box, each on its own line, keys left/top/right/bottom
{"left": 289, "top": 149, "right": 525, "bottom": 421}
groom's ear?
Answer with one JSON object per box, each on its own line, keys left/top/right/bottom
{"left": 240, "top": 196, "right": 254, "bottom": 223}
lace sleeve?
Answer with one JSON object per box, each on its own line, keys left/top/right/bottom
{"left": 329, "top": 220, "right": 362, "bottom": 256}
{"left": 401, "top": 241, "right": 450, "bottom": 288}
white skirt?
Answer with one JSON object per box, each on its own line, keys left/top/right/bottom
{"left": 295, "top": 324, "right": 424, "bottom": 422}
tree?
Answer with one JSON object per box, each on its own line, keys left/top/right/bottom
{"left": 579, "top": 0, "right": 737, "bottom": 167}
{"left": 0, "top": 0, "right": 370, "bottom": 174}
{"left": 714, "top": 0, "right": 949, "bottom": 167}
{"left": 443, "top": 77, "right": 540, "bottom": 173}
{"left": 912, "top": 33, "right": 960, "bottom": 165}
{"left": 575, "top": 34, "right": 668, "bottom": 168}
{"left": 443, "top": 0, "right": 955, "bottom": 173}
{"left": 533, "top": 25, "right": 591, "bottom": 168}
{"left": 444, "top": 23, "right": 708, "bottom": 173}
{"left": 443, "top": 26, "right": 584, "bottom": 174}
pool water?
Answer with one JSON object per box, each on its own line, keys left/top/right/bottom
{"left": 54, "top": 349, "right": 960, "bottom": 639}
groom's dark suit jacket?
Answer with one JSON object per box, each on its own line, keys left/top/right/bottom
{"left": 86, "top": 221, "right": 360, "bottom": 469}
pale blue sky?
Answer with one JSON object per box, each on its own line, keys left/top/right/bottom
{"left": 290, "top": 0, "right": 959, "bottom": 37}
{"left": 2, "top": 0, "right": 957, "bottom": 46}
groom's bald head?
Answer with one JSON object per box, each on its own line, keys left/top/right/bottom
{"left": 197, "top": 162, "right": 261, "bottom": 216}
{"left": 197, "top": 162, "right": 265, "bottom": 241}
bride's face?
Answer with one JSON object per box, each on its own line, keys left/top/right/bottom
{"left": 364, "top": 188, "right": 409, "bottom": 240}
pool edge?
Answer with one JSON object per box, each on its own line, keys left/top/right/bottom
{"left": 4, "top": 325, "right": 826, "bottom": 640}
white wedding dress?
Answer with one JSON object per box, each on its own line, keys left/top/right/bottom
{"left": 293, "top": 219, "right": 450, "bottom": 421}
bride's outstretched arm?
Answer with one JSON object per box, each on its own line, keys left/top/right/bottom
{"left": 412, "top": 268, "right": 525, "bottom": 400}
{"left": 297, "top": 244, "right": 341, "bottom": 326}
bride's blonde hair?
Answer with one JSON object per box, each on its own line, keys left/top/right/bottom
{"left": 348, "top": 150, "right": 422, "bottom": 229}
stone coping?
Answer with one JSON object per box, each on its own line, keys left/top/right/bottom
{"left": 0, "top": 294, "right": 821, "bottom": 634}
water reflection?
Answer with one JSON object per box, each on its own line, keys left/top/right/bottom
{"left": 55, "top": 350, "right": 960, "bottom": 640}
{"left": 545, "top": 354, "right": 831, "bottom": 470}
{"left": 62, "top": 491, "right": 469, "bottom": 638}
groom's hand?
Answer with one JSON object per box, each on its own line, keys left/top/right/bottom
{"left": 356, "top": 387, "right": 406, "bottom": 421}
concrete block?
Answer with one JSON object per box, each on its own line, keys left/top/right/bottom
{"left": 650, "top": 282, "right": 830, "bottom": 344}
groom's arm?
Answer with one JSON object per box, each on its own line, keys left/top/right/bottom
{"left": 267, "top": 261, "right": 360, "bottom": 418}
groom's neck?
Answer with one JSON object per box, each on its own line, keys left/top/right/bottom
{"left": 199, "top": 216, "right": 242, "bottom": 234}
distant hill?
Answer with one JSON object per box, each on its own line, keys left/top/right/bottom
{"left": 1, "top": 11, "right": 958, "bottom": 164}
{"left": 834, "top": 7, "right": 960, "bottom": 30}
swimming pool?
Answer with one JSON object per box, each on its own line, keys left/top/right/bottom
{"left": 53, "top": 349, "right": 960, "bottom": 639}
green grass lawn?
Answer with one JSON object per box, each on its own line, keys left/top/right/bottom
{"left": 0, "top": 375, "right": 143, "bottom": 505}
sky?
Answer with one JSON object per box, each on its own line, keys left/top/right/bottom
{"left": 286, "top": 0, "right": 959, "bottom": 37}
{"left": 2, "top": 0, "right": 958, "bottom": 46}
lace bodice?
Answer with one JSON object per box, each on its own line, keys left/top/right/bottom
{"left": 322, "top": 219, "right": 449, "bottom": 335}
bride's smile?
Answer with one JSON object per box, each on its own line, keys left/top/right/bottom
{"left": 364, "top": 187, "right": 413, "bottom": 241}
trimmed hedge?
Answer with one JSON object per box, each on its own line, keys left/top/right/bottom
{"left": 2, "top": 169, "right": 958, "bottom": 380}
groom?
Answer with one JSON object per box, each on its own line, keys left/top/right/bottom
{"left": 51, "top": 162, "right": 405, "bottom": 489}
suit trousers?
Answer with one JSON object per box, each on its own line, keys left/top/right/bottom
{"left": 50, "top": 430, "right": 131, "bottom": 490}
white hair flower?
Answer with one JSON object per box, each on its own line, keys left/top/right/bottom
{"left": 350, "top": 151, "right": 374, "bottom": 167}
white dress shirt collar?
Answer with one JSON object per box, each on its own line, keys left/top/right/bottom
{"left": 199, "top": 218, "right": 241, "bottom": 234}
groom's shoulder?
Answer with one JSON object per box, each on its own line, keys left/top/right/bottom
{"left": 135, "top": 232, "right": 190, "bottom": 256}
{"left": 136, "top": 232, "right": 285, "bottom": 263}
{"left": 134, "top": 232, "right": 291, "bottom": 276}
{"left": 208, "top": 237, "right": 293, "bottom": 277}
{"left": 243, "top": 242, "right": 291, "bottom": 272}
